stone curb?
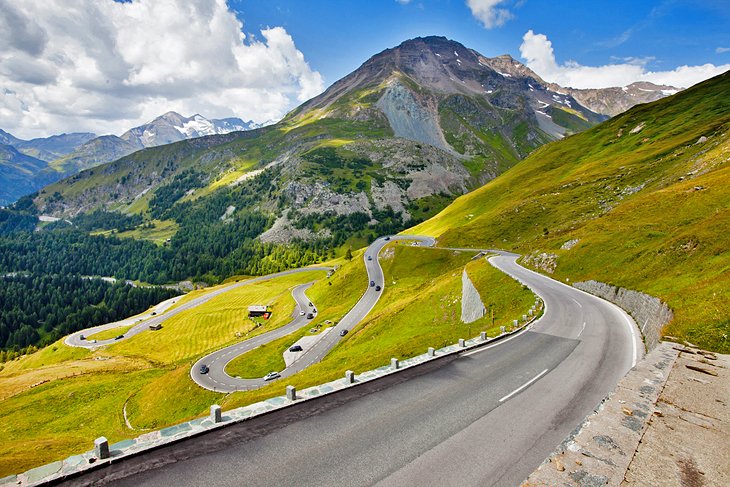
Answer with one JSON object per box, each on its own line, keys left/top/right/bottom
{"left": 6, "top": 301, "right": 543, "bottom": 487}
{"left": 521, "top": 341, "right": 679, "bottom": 487}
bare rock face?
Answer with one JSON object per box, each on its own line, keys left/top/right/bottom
{"left": 376, "top": 80, "right": 452, "bottom": 151}
{"left": 259, "top": 209, "right": 331, "bottom": 244}
{"left": 283, "top": 181, "right": 371, "bottom": 217}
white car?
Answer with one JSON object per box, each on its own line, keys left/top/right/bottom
{"left": 300, "top": 311, "right": 305, "bottom": 316}
{"left": 264, "top": 371, "right": 281, "bottom": 381}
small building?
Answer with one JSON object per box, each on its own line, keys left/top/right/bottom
{"left": 148, "top": 323, "right": 163, "bottom": 331}
{"left": 248, "top": 305, "right": 270, "bottom": 318}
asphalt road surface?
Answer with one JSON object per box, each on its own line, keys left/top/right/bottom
{"left": 191, "top": 235, "right": 436, "bottom": 392}
{"left": 64, "top": 267, "right": 332, "bottom": 349}
{"left": 95, "top": 251, "right": 642, "bottom": 487}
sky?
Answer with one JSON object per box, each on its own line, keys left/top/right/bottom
{"left": 1, "top": 0, "right": 728, "bottom": 139}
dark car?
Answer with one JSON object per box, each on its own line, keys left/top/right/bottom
{"left": 289, "top": 345, "right": 303, "bottom": 352}
{"left": 339, "top": 329, "right": 348, "bottom": 336}
{"left": 375, "top": 285, "right": 381, "bottom": 291}
{"left": 199, "top": 364, "right": 209, "bottom": 374}
{"left": 370, "top": 280, "right": 375, "bottom": 287}
{"left": 306, "top": 313, "right": 314, "bottom": 319}
{"left": 114, "top": 334, "right": 124, "bottom": 340}
{"left": 367, "top": 255, "right": 372, "bottom": 261}
{"left": 384, "top": 236, "right": 390, "bottom": 241}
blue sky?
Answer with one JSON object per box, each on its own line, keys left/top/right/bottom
{"left": 1, "top": 0, "right": 728, "bottom": 138}
{"left": 231, "top": 0, "right": 730, "bottom": 89}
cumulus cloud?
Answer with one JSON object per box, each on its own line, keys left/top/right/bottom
{"left": 520, "top": 30, "right": 730, "bottom": 89}
{"left": 466, "top": 0, "right": 513, "bottom": 29}
{"left": 0, "top": 0, "right": 324, "bottom": 138}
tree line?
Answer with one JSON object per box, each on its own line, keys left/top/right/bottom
{"left": 0, "top": 273, "right": 179, "bottom": 352}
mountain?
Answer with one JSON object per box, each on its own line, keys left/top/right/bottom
{"left": 0, "top": 113, "right": 257, "bottom": 206}
{"left": 15, "top": 132, "right": 97, "bottom": 162}
{"left": 120, "top": 112, "right": 258, "bottom": 149}
{"left": 34, "top": 37, "right": 612, "bottom": 236}
{"left": 409, "top": 70, "right": 730, "bottom": 352}
{"left": 480, "top": 54, "right": 681, "bottom": 117}
{"left": 0, "top": 144, "right": 53, "bottom": 206}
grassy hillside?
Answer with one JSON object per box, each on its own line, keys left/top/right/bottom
{"left": 407, "top": 71, "right": 730, "bottom": 352}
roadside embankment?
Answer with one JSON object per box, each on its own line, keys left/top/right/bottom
{"left": 573, "top": 280, "right": 673, "bottom": 351}
{"left": 523, "top": 342, "right": 729, "bottom": 486}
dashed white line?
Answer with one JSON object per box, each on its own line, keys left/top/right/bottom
{"left": 499, "top": 368, "right": 549, "bottom": 403}
{"left": 571, "top": 298, "right": 583, "bottom": 308}
{"left": 577, "top": 321, "right": 586, "bottom": 338}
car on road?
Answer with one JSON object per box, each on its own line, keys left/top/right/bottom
{"left": 289, "top": 345, "right": 303, "bottom": 352}
{"left": 80, "top": 335, "right": 85, "bottom": 340}
{"left": 264, "top": 372, "right": 281, "bottom": 381}
{"left": 339, "top": 329, "right": 348, "bottom": 336}
{"left": 306, "top": 313, "right": 314, "bottom": 319}
{"left": 370, "top": 280, "right": 375, "bottom": 287}
{"left": 114, "top": 334, "right": 124, "bottom": 340}
{"left": 199, "top": 364, "right": 209, "bottom": 374}
{"left": 299, "top": 311, "right": 305, "bottom": 316}
{"left": 367, "top": 255, "right": 372, "bottom": 261}
{"left": 375, "top": 285, "right": 381, "bottom": 291}
{"left": 384, "top": 236, "right": 390, "bottom": 241}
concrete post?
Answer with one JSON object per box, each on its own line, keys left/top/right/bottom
{"left": 480, "top": 331, "right": 487, "bottom": 341}
{"left": 501, "top": 326, "right": 507, "bottom": 334}
{"left": 210, "top": 404, "right": 222, "bottom": 423}
{"left": 391, "top": 358, "right": 399, "bottom": 370}
{"left": 528, "top": 309, "right": 534, "bottom": 316}
{"left": 522, "top": 314, "right": 527, "bottom": 321}
{"left": 458, "top": 338, "right": 466, "bottom": 347}
{"left": 94, "top": 437, "right": 109, "bottom": 460}
{"left": 427, "top": 347, "right": 435, "bottom": 357}
{"left": 513, "top": 319, "right": 518, "bottom": 328}
{"left": 345, "top": 370, "right": 355, "bottom": 384}
{"left": 286, "top": 385, "right": 296, "bottom": 401}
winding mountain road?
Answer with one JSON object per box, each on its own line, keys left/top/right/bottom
{"left": 83, "top": 241, "right": 644, "bottom": 487}
{"left": 192, "top": 235, "right": 436, "bottom": 392}
{"left": 65, "top": 267, "right": 332, "bottom": 349}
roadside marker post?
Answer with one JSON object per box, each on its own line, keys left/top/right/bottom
{"left": 428, "top": 347, "right": 435, "bottom": 357}
{"left": 210, "top": 405, "right": 222, "bottom": 423}
{"left": 94, "top": 437, "right": 109, "bottom": 460}
{"left": 459, "top": 338, "right": 466, "bottom": 348}
{"left": 345, "top": 370, "right": 356, "bottom": 383}
{"left": 480, "top": 332, "right": 487, "bottom": 341}
{"left": 286, "top": 385, "right": 297, "bottom": 401}
{"left": 391, "top": 358, "right": 399, "bottom": 370}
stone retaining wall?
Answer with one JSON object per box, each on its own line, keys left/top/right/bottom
{"left": 573, "top": 280, "right": 673, "bottom": 351}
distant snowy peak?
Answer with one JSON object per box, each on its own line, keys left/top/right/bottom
{"left": 120, "top": 112, "right": 261, "bottom": 149}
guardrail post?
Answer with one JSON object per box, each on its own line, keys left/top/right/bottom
{"left": 391, "top": 358, "right": 399, "bottom": 370}
{"left": 94, "top": 437, "right": 109, "bottom": 459}
{"left": 427, "top": 347, "right": 435, "bottom": 357}
{"left": 501, "top": 326, "right": 507, "bottom": 334}
{"left": 286, "top": 385, "right": 297, "bottom": 401}
{"left": 513, "top": 319, "right": 518, "bottom": 327}
{"left": 522, "top": 314, "right": 527, "bottom": 321}
{"left": 528, "top": 309, "right": 534, "bottom": 316}
{"left": 210, "top": 404, "right": 222, "bottom": 423}
{"left": 480, "top": 331, "right": 487, "bottom": 341}
{"left": 458, "top": 338, "right": 466, "bottom": 348}
{"left": 345, "top": 370, "right": 355, "bottom": 384}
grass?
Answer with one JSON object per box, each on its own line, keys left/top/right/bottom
{"left": 86, "top": 324, "right": 135, "bottom": 341}
{"left": 115, "top": 219, "right": 179, "bottom": 245}
{"left": 0, "top": 369, "right": 162, "bottom": 477}
{"left": 109, "top": 270, "right": 326, "bottom": 365}
{"left": 221, "top": 244, "right": 534, "bottom": 411}
{"left": 407, "top": 72, "right": 730, "bottom": 352}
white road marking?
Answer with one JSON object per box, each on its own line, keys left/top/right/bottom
{"left": 577, "top": 321, "right": 586, "bottom": 338}
{"left": 571, "top": 298, "right": 583, "bottom": 308}
{"left": 499, "top": 368, "right": 549, "bottom": 403}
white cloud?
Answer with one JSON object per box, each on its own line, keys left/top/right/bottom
{"left": 520, "top": 30, "right": 730, "bottom": 89}
{"left": 466, "top": 0, "right": 513, "bottom": 29}
{"left": 395, "top": 0, "right": 412, "bottom": 4}
{"left": 0, "top": 0, "right": 324, "bottom": 139}
{"left": 717, "top": 47, "right": 730, "bottom": 54}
